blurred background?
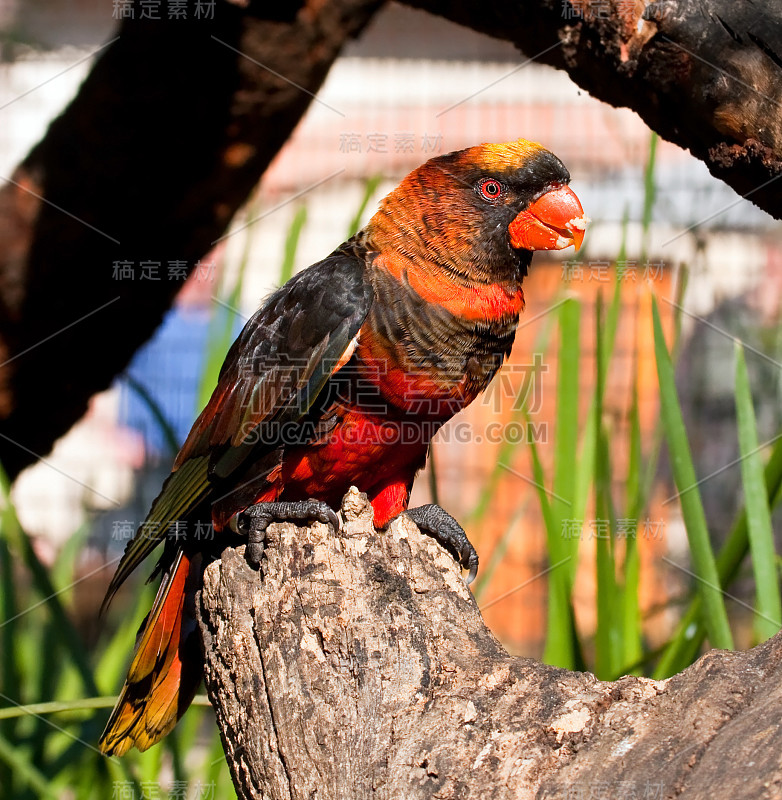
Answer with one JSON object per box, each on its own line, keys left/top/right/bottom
{"left": 2, "top": 2, "right": 781, "bottom": 798}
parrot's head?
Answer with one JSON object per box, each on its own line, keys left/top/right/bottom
{"left": 368, "top": 139, "right": 587, "bottom": 283}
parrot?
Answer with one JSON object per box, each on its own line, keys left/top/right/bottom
{"left": 98, "top": 138, "right": 586, "bottom": 756}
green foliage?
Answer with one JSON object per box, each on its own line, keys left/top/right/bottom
{"left": 280, "top": 206, "right": 308, "bottom": 286}
{"left": 652, "top": 299, "right": 734, "bottom": 650}
{"left": 0, "top": 465, "right": 232, "bottom": 797}
{"left": 473, "top": 262, "right": 782, "bottom": 680}
{"left": 653, "top": 434, "right": 782, "bottom": 677}
{"left": 734, "top": 344, "right": 782, "bottom": 641}
{"left": 471, "top": 129, "right": 782, "bottom": 680}
{"left": 542, "top": 297, "right": 584, "bottom": 669}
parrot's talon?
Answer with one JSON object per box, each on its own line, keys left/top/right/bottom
{"left": 464, "top": 553, "right": 479, "bottom": 586}
{"left": 245, "top": 539, "right": 266, "bottom": 568}
{"left": 237, "top": 509, "right": 270, "bottom": 569}
{"left": 237, "top": 500, "right": 340, "bottom": 569}
{"left": 403, "top": 504, "right": 479, "bottom": 585}
{"left": 324, "top": 506, "right": 341, "bottom": 533}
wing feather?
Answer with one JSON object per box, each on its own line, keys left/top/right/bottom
{"left": 101, "top": 244, "right": 374, "bottom": 608}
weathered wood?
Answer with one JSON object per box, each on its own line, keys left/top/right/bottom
{"left": 197, "top": 488, "right": 782, "bottom": 800}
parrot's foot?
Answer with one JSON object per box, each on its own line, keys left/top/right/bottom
{"left": 403, "top": 504, "right": 479, "bottom": 585}
{"left": 236, "top": 500, "right": 341, "bottom": 568}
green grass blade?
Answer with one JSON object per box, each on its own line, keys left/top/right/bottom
{"left": 620, "top": 362, "right": 643, "bottom": 674}
{"left": 0, "top": 514, "right": 20, "bottom": 651}
{"left": 543, "top": 298, "right": 581, "bottom": 668}
{"left": 654, "top": 429, "right": 782, "bottom": 676}
{"left": 347, "top": 175, "right": 383, "bottom": 237}
{"left": 652, "top": 298, "right": 733, "bottom": 650}
{"left": 0, "top": 697, "right": 121, "bottom": 721}
{"left": 0, "top": 532, "right": 21, "bottom": 778}
{"left": 29, "top": 617, "right": 60, "bottom": 773}
{"left": 279, "top": 206, "right": 308, "bottom": 285}
{"left": 636, "top": 268, "right": 688, "bottom": 523}
{"left": 594, "top": 457, "right": 617, "bottom": 678}
{"left": 593, "top": 292, "right": 619, "bottom": 678}
{"left": 734, "top": 343, "right": 782, "bottom": 641}
{"left": 571, "top": 402, "right": 596, "bottom": 528}
{"left": 0, "top": 463, "right": 99, "bottom": 696}
{"left": 0, "top": 732, "right": 59, "bottom": 799}
{"left": 523, "top": 411, "right": 555, "bottom": 536}
{"left": 571, "top": 273, "right": 622, "bottom": 530}
{"left": 516, "top": 416, "right": 580, "bottom": 669}
{"left": 552, "top": 298, "right": 581, "bottom": 540}
{"left": 640, "top": 132, "right": 658, "bottom": 264}
{"left": 721, "top": 431, "right": 782, "bottom": 586}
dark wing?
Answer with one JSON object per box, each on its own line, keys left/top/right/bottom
{"left": 102, "top": 245, "right": 374, "bottom": 608}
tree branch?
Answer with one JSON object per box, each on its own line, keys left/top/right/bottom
{"left": 0, "top": 0, "right": 382, "bottom": 479}
{"left": 198, "top": 488, "right": 782, "bottom": 799}
{"left": 404, "top": 0, "right": 782, "bottom": 218}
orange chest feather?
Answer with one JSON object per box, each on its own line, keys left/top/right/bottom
{"left": 374, "top": 251, "right": 524, "bottom": 321}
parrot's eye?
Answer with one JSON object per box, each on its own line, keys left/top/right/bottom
{"left": 478, "top": 178, "right": 504, "bottom": 201}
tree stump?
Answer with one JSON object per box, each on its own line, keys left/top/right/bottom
{"left": 197, "top": 488, "right": 782, "bottom": 799}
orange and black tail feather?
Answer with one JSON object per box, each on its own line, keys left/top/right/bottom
{"left": 99, "top": 550, "right": 202, "bottom": 756}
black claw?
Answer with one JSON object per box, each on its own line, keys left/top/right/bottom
{"left": 236, "top": 499, "right": 340, "bottom": 569}
{"left": 404, "top": 504, "right": 479, "bottom": 585}
{"left": 464, "top": 551, "right": 479, "bottom": 586}
{"left": 246, "top": 539, "right": 266, "bottom": 568}
{"left": 320, "top": 505, "right": 341, "bottom": 533}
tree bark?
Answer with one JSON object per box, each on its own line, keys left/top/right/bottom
{"left": 405, "top": 0, "right": 782, "bottom": 218}
{"left": 0, "top": 0, "right": 382, "bottom": 479}
{"left": 197, "top": 488, "right": 782, "bottom": 800}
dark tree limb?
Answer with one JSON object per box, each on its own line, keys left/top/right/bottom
{"left": 403, "top": 0, "right": 782, "bottom": 218}
{"left": 0, "top": 0, "right": 382, "bottom": 479}
{"left": 198, "top": 488, "right": 782, "bottom": 800}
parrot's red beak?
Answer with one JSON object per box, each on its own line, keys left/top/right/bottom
{"left": 509, "top": 184, "right": 588, "bottom": 252}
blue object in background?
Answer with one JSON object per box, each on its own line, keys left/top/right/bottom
{"left": 116, "top": 304, "right": 238, "bottom": 459}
